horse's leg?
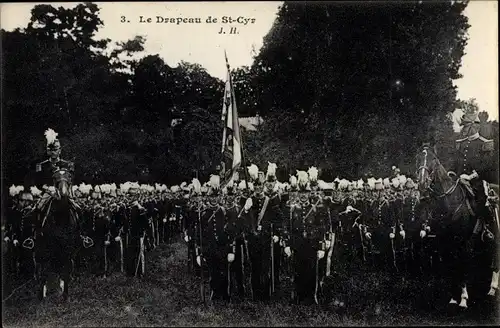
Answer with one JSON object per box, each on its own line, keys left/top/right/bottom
{"left": 62, "top": 259, "right": 70, "bottom": 301}
{"left": 488, "top": 271, "right": 499, "bottom": 296}
{"left": 38, "top": 262, "right": 48, "bottom": 301}
{"left": 458, "top": 239, "right": 471, "bottom": 309}
{"left": 488, "top": 237, "right": 499, "bottom": 296}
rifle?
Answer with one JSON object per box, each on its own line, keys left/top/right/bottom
{"left": 325, "top": 208, "right": 335, "bottom": 277}
{"left": 198, "top": 204, "right": 206, "bottom": 303}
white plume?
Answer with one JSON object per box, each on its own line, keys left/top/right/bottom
{"left": 266, "top": 162, "right": 277, "bottom": 177}
{"left": 44, "top": 128, "right": 58, "bottom": 145}
{"left": 367, "top": 178, "right": 376, "bottom": 190}
{"left": 9, "top": 185, "right": 22, "bottom": 197}
{"left": 238, "top": 180, "right": 248, "bottom": 190}
{"left": 359, "top": 179, "right": 366, "bottom": 189}
{"left": 192, "top": 178, "right": 202, "bottom": 194}
{"left": 289, "top": 175, "right": 298, "bottom": 187}
{"left": 209, "top": 175, "right": 220, "bottom": 189}
{"left": 296, "top": 170, "right": 309, "bottom": 187}
{"left": 171, "top": 185, "right": 180, "bottom": 193}
{"left": 398, "top": 175, "right": 407, "bottom": 186}
{"left": 30, "top": 186, "right": 42, "bottom": 196}
{"left": 308, "top": 167, "right": 319, "bottom": 181}
{"left": 392, "top": 177, "right": 400, "bottom": 188}
{"left": 247, "top": 164, "right": 259, "bottom": 180}
{"left": 383, "top": 178, "right": 391, "bottom": 189}
{"left": 338, "top": 179, "right": 350, "bottom": 190}
{"left": 318, "top": 180, "right": 329, "bottom": 190}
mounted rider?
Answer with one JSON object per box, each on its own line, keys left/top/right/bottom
{"left": 24, "top": 129, "right": 75, "bottom": 197}
{"left": 452, "top": 107, "right": 497, "bottom": 229}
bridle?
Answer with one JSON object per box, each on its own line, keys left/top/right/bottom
{"left": 417, "top": 149, "right": 463, "bottom": 200}
{"left": 53, "top": 170, "right": 73, "bottom": 199}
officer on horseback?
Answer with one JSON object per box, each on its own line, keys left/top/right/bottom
{"left": 452, "top": 107, "right": 497, "bottom": 228}
{"left": 24, "top": 128, "right": 75, "bottom": 197}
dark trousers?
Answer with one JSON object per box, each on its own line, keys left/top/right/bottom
{"left": 207, "top": 243, "right": 229, "bottom": 301}
{"left": 249, "top": 234, "right": 271, "bottom": 301}
{"left": 294, "top": 238, "right": 316, "bottom": 303}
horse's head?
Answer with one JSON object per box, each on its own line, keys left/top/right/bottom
{"left": 415, "top": 144, "right": 441, "bottom": 194}
{"left": 52, "top": 169, "right": 73, "bottom": 200}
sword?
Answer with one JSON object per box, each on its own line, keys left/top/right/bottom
{"left": 243, "top": 233, "right": 253, "bottom": 300}
{"left": 240, "top": 242, "right": 245, "bottom": 295}
{"left": 198, "top": 205, "right": 206, "bottom": 303}
{"left": 271, "top": 223, "right": 275, "bottom": 296}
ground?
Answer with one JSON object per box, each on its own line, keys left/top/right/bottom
{"left": 2, "top": 239, "right": 499, "bottom": 327}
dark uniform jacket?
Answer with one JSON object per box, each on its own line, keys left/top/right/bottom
{"left": 24, "top": 158, "right": 75, "bottom": 189}
{"left": 454, "top": 134, "right": 497, "bottom": 184}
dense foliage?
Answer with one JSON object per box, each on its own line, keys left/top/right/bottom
{"left": 3, "top": 1, "right": 496, "bottom": 187}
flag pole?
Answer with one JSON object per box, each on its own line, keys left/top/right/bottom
{"left": 224, "top": 50, "right": 251, "bottom": 189}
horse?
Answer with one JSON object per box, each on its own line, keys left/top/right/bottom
{"left": 35, "top": 169, "right": 81, "bottom": 301}
{"left": 415, "top": 144, "right": 490, "bottom": 310}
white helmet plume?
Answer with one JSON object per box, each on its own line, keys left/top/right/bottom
{"left": 266, "top": 162, "right": 277, "bottom": 178}
{"left": 247, "top": 164, "right": 259, "bottom": 180}
{"left": 192, "top": 178, "right": 202, "bottom": 194}
{"left": 44, "top": 128, "right": 58, "bottom": 145}
{"left": 308, "top": 167, "right": 319, "bottom": 182}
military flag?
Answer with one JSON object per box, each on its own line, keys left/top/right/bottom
{"left": 220, "top": 51, "right": 243, "bottom": 186}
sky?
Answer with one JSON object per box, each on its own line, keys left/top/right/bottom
{"left": 2, "top": 1, "right": 498, "bottom": 129}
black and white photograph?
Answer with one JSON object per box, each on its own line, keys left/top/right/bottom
{"left": 1, "top": 1, "right": 499, "bottom": 326}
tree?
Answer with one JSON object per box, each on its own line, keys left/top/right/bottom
{"left": 246, "top": 1, "right": 470, "bottom": 177}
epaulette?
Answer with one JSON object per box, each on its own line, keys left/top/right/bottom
{"left": 36, "top": 159, "right": 49, "bottom": 172}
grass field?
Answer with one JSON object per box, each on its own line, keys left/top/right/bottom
{"left": 2, "top": 239, "right": 499, "bottom": 327}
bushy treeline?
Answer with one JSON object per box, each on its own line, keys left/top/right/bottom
{"left": 4, "top": 1, "right": 495, "bottom": 187}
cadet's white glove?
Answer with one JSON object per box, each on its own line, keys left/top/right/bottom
{"left": 284, "top": 246, "right": 292, "bottom": 257}
{"left": 184, "top": 235, "right": 189, "bottom": 243}
{"left": 196, "top": 256, "right": 201, "bottom": 266}
{"left": 325, "top": 240, "right": 331, "bottom": 249}
{"left": 420, "top": 230, "right": 426, "bottom": 238}
{"left": 317, "top": 250, "right": 325, "bottom": 259}
{"left": 227, "top": 253, "right": 235, "bottom": 263}
{"left": 273, "top": 235, "right": 279, "bottom": 243}
{"left": 460, "top": 174, "right": 470, "bottom": 181}
{"left": 365, "top": 232, "right": 372, "bottom": 239}
{"left": 257, "top": 225, "right": 262, "bottom": 231}
{"left": 163, "top": 218, "right": 167, "bottom": 223}
{"left": 13, "top": 239, "right": 19, "bottom": 246}
{"left": 399, "top": 230, "right": 406, "bottom": 239}
{"left": 104, "top": 240, "right": 110, "bottom": 246}
{"left": 389, "top": 232, "right": 395, "bottom": 239}
{"left": 115, "top": 236, "right": 121, "bottom": 242}
{"left": 4, "top": 236, "right": 10, "bottom": 243}
{"left": 346, "top": 205, "right": 353, "bottom": 213}
{"left": 425, "top": 226, "right": 431, "bottom": 232}
{"left": 244, "top": 198, "right": 253, "bottom": 211}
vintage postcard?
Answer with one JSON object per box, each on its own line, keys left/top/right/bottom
{"left": 2, "top": 1, "right": 498, "bottom": 327}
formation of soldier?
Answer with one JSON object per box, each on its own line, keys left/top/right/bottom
{"left": 3, "top": 111, "right": 498, "bottom": 304}
{"left": 5, "top": 159, "right": 433, "bottom": 305}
